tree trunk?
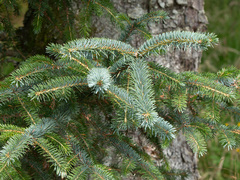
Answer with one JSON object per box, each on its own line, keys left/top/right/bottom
{"left": 93, "top": 0, "right": 208, "bottom": 179}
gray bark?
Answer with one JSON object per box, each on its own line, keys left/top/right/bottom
{"left": 93, "top": 0, "right": 208, "bottom": 179}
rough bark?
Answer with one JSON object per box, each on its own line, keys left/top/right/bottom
{"left": 94, "top": 0, "right": 207, "bottom": 72}
{"left": 93, "top": 0, "right": 208, "bottom": 179}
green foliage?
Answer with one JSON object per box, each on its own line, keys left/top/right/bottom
{"left": 0, "top": 0, "right": 120, "bottom": 78}
{"left": 138, "top": 31, "right": 218, "bottom": 57}
{"left": 0, "top": 62, "right": 15, "bottom": 77}
{"left": 185, "top": 130, "right": 207, "bottom": 156}
{"left": 118, "top": 10, "right": 168, "bottom": 42}
{"left": 199, "top": 138, "right": 240, "bottom": 180}
{"left": 0, "top": 9, "right": 239, "bottom": 180}
{"left": 201, "top": 0, "right": 240, "bottom": 72}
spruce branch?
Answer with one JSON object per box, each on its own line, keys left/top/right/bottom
{"left": 148, "top": 62, "right": 184, "bottom": 87}
{"left": 185, "top": 122, "right": 212, "bottom": 138}
{"left": 70, "top": 57, "right": 91, "bottom": 71}
{"left": 119, "top": 10, "right": 168, "bottom": 42}
{"left": 138, "top": 31, "right": 218, "bottom": 57}
{"left": 171, "top": 92, "right": 188, "bottom": 113}
{"left": 129, "top": 59, "right": 158, "bottom": 127}
{"left": 66, "top": 136, "right": 115, "bottom": 179}
{"left": 45, "top": 134, "right": 72, "bottom": 155}
{"left": 202, "top": 100, "right": 220, "bottom": 123}
{"left": 218, "top": 125, "right": 238, "bottom": 150}
{"left": 109, "top": 137, "right": 164, "bottom": 180}
{"left": 10, "top": 58, "right": 55, "bottom": 87}
{"left": 0, "top": 124, "right": 24, "bottom": 134}
{"left": 0, "top": 134, "right": 32, "bottom": 171}
{"left": 95, "top": 1, "right": 124, "bottom": 29}
{"left": 47, "top": 38, "right": 138, "bottom": 58}
{"left": 0, "top": 124, "right": 24, "bottom": 141}
{"left": 27, "top": 118, "right": 56, "bottom": 138}
{"left": 231, "top": 129, "right": 240, "bottom": 135}
{"left": 0, "top": 78, "right": 15, "bottom": 106}
{"left": 0, "top": 88, "right": 13, "bottom": 106}
{"left": 28, "top": 76, "right": 87, "bottom": 101}
{"left": 17, "top": 95, "right": 37, "bottom": 124}
{"left": 129, "top": 59, "right": 176, "bottom": 138}
{"left": 107, "top": 85, "right": 134, "bottom": 108}
{"left": 149, "top": 119, "right": 176, "bottom": 140}
{"left": 109, "top": 56, "right": 134, "bottom": 74}
{"left": 183, "top": 72, "right": 235, "bottom": 102}
{"left": 91, "top": 164, "right": 115, "bottom": 179}
{"left": 185, "top": 130, "right": 207, "bottom": 156}
{"left": 34, "top": 138, "right": 69, "bottom": 178}
{"left": 1, "top": 7, "right": 239, "bottom": 179}
{"left": 68, "top": 166, "right": 88, "bottom": 180}
{"left": 135, "top": 10, "right": 168, "bottom": 26}
{"left": 121, "top": 158, "right": 137, "bottom": 175}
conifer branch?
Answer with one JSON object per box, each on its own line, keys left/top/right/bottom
{"left": 185, "top": 131, "right": 207, "bottom": 156}
{"left": 47, "top": 38, "right": 138, "bottom": 58}
{"left": 95, "top": 1, "right": 122, "bottom": 28}
{"left": 136, "top": 27, "right": 152, "bottom": 39}
{"left": 109, "top": 56, "right": 134, "bottom": 74}
{"left": 14, "top": 65, "right": 52, "bottom": 82}
{"left": 7, "top": 163, "right": 26, "bottom": 179}
{"left": 119, "top": 11, "right": 168, "bottom": 42}
{"left": 0, "top": 84, "right": 13, "bottom": 105}
{"left": 0, "top": 163, "right": 7, "bottom": 174}
{"left": 189, "top": 82, "right": 231, "bottom": 98}
{"left": 28, "top": 76, "right": 87, "bottom": 101}
{"left": 45, "top": 134, "right": 71, "bottom": 155}
{"left": 92, "top": 164, "right": 115, "bottom": 179}
{"left": 0, "top": 129, "right": 24, "bottom": 134}
{"left": 17, "top": 96, "right": 36, "bottom": 124}
{"left": 231, "top": 129, "right": 240, "bottom": 135}
{"left": 150, "top": 119, "right": 176, "bottom": 140}
{"left": 71, "top": 57, "right": 90, "bottom": 71}
{"left": 218, "top": 126, "right": 237, "bottom": 150}
{"left": 109, "top": 137, "right": 163, "bottom": 179}
{"left": 186, "top": 123, "right": 212, "bottom": 137}
{"left": 148, "top": 62, "right": 184, "bottom": 87}
{"left": 149, "top": 67, "right": 181, "bottom": 84}
{"left": 130, "top": 59, "right": 158, "bottom": 127}
{"left": 107, "top": 86, "right": 134, "bottom": 108}
{"left": 68, "top": 166, "right": 88, "bottom": 180}
{"left": 1, "top": 8, "right": 239, "bottom": 178}
{"left": 183, "top": 72, "right": 235, "bottom": 102}
{"left": 9, "top": 55, "right": 57, "bottom": 87}
{"left": 0, "top": 124, "right": 24, "bottom": 135}
{"left": 136, "top": 10, "right": 168, "bottom": 25}
{"left": 34, "top": 138, "right": 68, "bottom": 178}
{"left": 138, "top": 31, "right": 218, "bottom": 57}
{"left": 0, "top": 134, "right": 32, "bottom": 171}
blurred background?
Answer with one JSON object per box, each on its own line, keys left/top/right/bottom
{"left": 0, "top": 0, "right": 239, "bottom": 179}
{"left": 199, "top": 0, "right": 240, "bottom": 179}
{"left": 200, "top": 0, "right": 240, "bottom": 72}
